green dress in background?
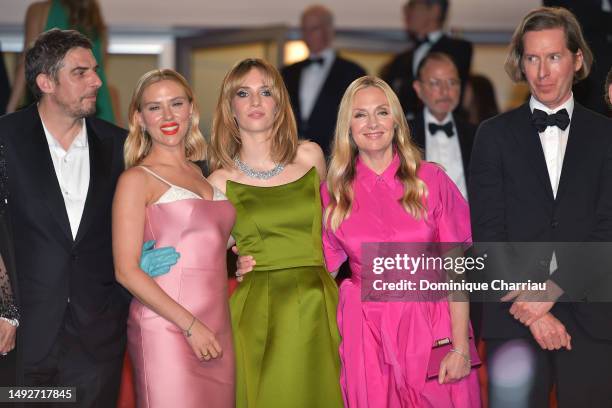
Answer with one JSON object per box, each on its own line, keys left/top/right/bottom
{"left": 44, "top": 0, "right": 115, "bottom": 123}
{"left": 226, "top": 167, "right": 343, "bottom": 408}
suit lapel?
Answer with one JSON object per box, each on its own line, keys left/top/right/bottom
{"left": 455, "top": 120, "right": 472, "bottom": 175}
{"left": 286, "top": 63, "right": 304, "bottom": 122}
{"left": 511, "top": 104, "right": 555, "bottom": 200}
{"left": 412, "top": 112, "right": 426, "bottom": 150}
{"left": 555, "top": 103, "right": 587, "bottom": 202}
{"left": 22, "top": 107, "right": 73, "bottom": 241}
{"left": 73, "top": 119, "right": 112, "bottom": 245}
{"left": 309, "top": 55, "right": 339, "bottom": 122}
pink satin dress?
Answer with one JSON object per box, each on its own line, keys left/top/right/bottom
{"left": 127, "top": 167, "right": 236, "bottom": 408}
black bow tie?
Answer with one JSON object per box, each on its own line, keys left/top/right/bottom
{"left": 410, "top": 34, "right": 430, "bottom": 48}
{"left": 531, "top": 108, "right": 570, "bottom": 133}
{"left": 428, "top": 122, "right": 454, "bottom": 137}
{"left": 307, "top": 57, "right": 324, "bottom": 66}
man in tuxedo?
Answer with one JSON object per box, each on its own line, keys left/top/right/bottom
{"left": 380, "top": 0, "right": 472, "bottom": 119}
{"left": 410, "top": 52, "right": 475, "bottom": 200}
{"left": 470, "top": 7, "right": 612, "bottom": 407}
{"left": 0, "top": 29, "right": 128, "bottom": 407}
{"left": 282, "top": 5, "right": 366, "bottom": 156}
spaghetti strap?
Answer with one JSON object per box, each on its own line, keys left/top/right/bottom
{"left": 138, "top": 166, "right": 174, "bottom": 187}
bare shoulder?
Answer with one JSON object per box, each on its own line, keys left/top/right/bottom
{"left": 116, "top": 166, "right": 150, "bottom": 196}
{"left": 208, "top": 167, "right": 233, "bottom": 193}
{"left": 295, "top": 141, "right": 326, "bottom": 179}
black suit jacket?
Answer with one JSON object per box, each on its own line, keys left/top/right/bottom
{"left": 380, "top": 34, "right": 472, "bottom": 118}
{"left": 0, "top": 104, "right": 129, "bottom": 366}
{"left": 282, "top": 54, "right": 366, "bottom": 156}
{"left": 469, "top": 102, "right": 612, "bottom": 340}
{"left": 409, "top": 111, "right": 475, "bottom": 180}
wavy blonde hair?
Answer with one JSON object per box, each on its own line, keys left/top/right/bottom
{"left": 124, "top": 69, "right": 206, "bottom": 168}
{"left": 209, "top": 58, "right": 298, "bottom": 171}
{"left": 325, "top": 76, "right": 427, "bottom": 231}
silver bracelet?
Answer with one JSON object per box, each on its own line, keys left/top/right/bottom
{"left": 183, "top": 316, "right": 196, "bottom": 337}
{"left": 449, "top": 348, "right": 470, "bottom": 364}
{"left": 0, "top": 316, "right": 19, "bottom": 327}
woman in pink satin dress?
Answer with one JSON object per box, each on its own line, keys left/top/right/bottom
{"left": 113, "top": 69, "right": 235, "bottom": 407}
{"left": 321, "top": 76, "right": 481, "bottom": 407}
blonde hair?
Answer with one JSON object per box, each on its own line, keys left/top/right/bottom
{"left": 505, "top": 7, "right": 592, "bottom": 83}
{"left": 209, "top": 58, "right": 298, "bottom": 171}
{"left": 124, "top": 69, "right": 206, "bottom": 168}
{"left": 325, "top": 76, "right": 427, "bottom": 231}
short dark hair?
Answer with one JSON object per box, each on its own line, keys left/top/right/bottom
{"left": 605, "top": 66, "right": 612, "bottom": 109}
{"left": 404, "top": 0, "right": 449, "bottom": 25}
{"left": 25, "top": 28, "right": 93, "bottom": 100}
{"left": 415, "top": 52, "right": 458, "bottom": 80}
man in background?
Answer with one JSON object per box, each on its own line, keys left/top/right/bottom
{"left": 381, "top": 0, "right": 472, "bottom": 120}
{"left": 411, "top": 52, "right": 475, "bottom": 201}
{"left": 282, "top": 5, "right": 366, "bottom": 156}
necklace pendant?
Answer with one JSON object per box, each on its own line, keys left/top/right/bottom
{"left": 234, "top": 157, "right": 285, "bottom": 180}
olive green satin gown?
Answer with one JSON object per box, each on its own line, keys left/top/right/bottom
{"left": 226, "top": 167, "right": 343, "bottom": 408}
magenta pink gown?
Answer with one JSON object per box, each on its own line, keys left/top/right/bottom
{"left": 127, "top": 169, "right": 235, "bottom": 408}
{"left": 321, "top": 155, "right": 481, "bottom": 408}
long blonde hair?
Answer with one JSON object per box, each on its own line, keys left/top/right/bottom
{"left": 124, "top": 69, "right": 207, "bottom": 168}
{"left": 208, "top": 58, "right": 298, "bottom": 171}
{"left": 325, "top": 76, "right": 427, "bottom": 231}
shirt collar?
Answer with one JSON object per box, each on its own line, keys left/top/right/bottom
{"left": 529, "top": 93, "right": 574, "bottom": 119}
{"left": 355, "top": 152, "right": 401, "bottom": 192}
{"left": 426, "top": 30, "right": 443, "bottom": 44}
{"left": 424, "top": 108, "right": 453, "bottom": 126}
{"left": 42, "top": 118, "right": 88, "bottom": 151}
{"left": 309, "top": 48, "right": 335, "bottom": 65}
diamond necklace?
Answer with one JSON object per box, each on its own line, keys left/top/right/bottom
{"left": 234, "top": 156, "right": 285, "bottom": 180}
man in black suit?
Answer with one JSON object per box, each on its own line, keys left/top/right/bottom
{"left": 282, "top": 5, "right": 366, "bottom": 156}
{"left": 0, "top": 29, "right": 128, "bottom": 407}
{"left": 380, "top": 0, "right": 472, "bottom": 120}
{"left": 470, "top": 7, "right": 612, "bottom": 407}
{"left": 410, "top": 52, "right": 475, "bottom": 200}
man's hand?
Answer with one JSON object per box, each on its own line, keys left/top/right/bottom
{"left": 528, "top": 312, "right": 571, "bottom": 351}
{"left": 140, "top": 240, "right": 180, "bottom": 278}
{"left": 501, "top": 280, "right": 563, "bottom": 326}
{"left": 0, "top": 320, "right": 16, "bottom": 355}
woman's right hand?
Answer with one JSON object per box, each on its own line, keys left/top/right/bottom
{"left": 185, "top": 319, "right": 223, "bottom": 361}
{"left": 232, "top": 246, "right": 255, "bottom": 282}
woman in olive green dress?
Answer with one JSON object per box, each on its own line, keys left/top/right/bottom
{"left": 208, "top": 58, "right": 343, "bottom": 408}
{"left": 7, "top": 0, "right": 115, "bottom": 123}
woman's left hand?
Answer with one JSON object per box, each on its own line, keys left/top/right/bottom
{"left": 438, "top": 348, "right": 471, "bottom": 384}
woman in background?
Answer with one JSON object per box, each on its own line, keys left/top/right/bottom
{"left": 322, "top": 76, "right": 481, "bottom": 407}
{"left": 113, "top": 69, "right": 234, "bottom": 407}
{"left": 7, "top": 0, "right": 116, "bottom": 123}
{"left": 208, "top": 58, "right": 343, "bottom": 408}
{"left": 462, "top": 73, "right": 499, "bottom": 126}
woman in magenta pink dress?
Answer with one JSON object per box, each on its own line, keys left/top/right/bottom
{"left": 321, "top": 76, "right": 481, "bottom": 407}
{"left": 112, "top": 69, "right": 235, "bottom": 407}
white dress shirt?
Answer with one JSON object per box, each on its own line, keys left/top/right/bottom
{"left": 42, "top": 119, "right": 90, "bottom": 239}
{"left": 412, "top": 31, "right": 443, "bottom": 76}
{"left": 529, "top": 95, "right": 574, "bottom": 199}
{"left": 424, "top": 108, "right": 468, "bottom": 200}
{"left": 529, "top": 95, "right": 574, "bottom": 274}
{"left": 299, "top": 48, "right": 336, "bottom": 121}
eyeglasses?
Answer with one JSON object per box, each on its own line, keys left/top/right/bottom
{"left": 421, "top": 78, "right": 460, "bottom": 90}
